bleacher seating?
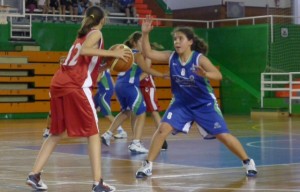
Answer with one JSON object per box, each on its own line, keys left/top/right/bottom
{"left": 135, "top": 0, "right": 162, "bottom": 26}
{"left": 275, "top": 80, "right": 300, "bottom": 98}
{"left": 25, "top": 0, "right": 163, "bottom": 26}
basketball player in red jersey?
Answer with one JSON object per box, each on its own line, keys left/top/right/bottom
{"left": 26, "top": 6, "right": 131, "bottom": 192}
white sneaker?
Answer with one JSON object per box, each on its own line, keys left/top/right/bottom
{"left": 136, "top": 160, "right": 152, "bottom": 178}
{"left": 128, "top": 141, "right": 149, "bottom": 154}
{"left": 26, "top": 172, "right": 48, "bottom": 190}
{"left": 42, "top": 128, "right": 50, "bottom": 138}
{"left": 101, "top": 132, "right": 112, "bottom": 146}
{"left": 243, "top": 159, "right": 257, "bottom": 177}
{"left": 114, "top": 130, "right": 127, "bottom": 139}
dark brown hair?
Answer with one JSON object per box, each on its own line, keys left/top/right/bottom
{"left": 172, "top": 27, "right": 208, "bottom": 55}
{"left": 124, "top": 31, "right": 142, "bottom": 48}
{"left": 77, "top": 6, "right": 105, "bottom": 38}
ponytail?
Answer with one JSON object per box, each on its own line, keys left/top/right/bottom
{"left": 192, "top": 36, "right": 208, "bottom": 55}
{"left": 123, "top": 31, "right": 142, "bottom": 48}
{"left": 77, "top": 6, "right": 105, "bottom": 38}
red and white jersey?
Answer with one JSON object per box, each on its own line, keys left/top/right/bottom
{"left": 51, "top": 30, "right": 106, "bottom": 97}
{"left": 140, "top": 74, "right": 156, "bottom": 88}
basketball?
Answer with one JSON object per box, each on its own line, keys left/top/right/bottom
{"left": 106, "top": 44, "right": 134, "bottom": 72}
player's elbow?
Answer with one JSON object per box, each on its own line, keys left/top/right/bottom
{"left": 217, "top": 73, "right": 223, "bottom": 80}
{"left": 145, "top": 51, "right": 156, "bottom": 60}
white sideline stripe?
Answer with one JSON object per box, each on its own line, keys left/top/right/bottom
{"left": 151, "top": 170, "right": 240, "bottom": 179}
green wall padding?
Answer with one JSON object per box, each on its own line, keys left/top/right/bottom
{"left": 31, "top": 23, "right": 174, "bottom": 51}
{"left": 207, "top": 24, "right": 269, "bottom": 114}
{"left": 0, "top": 23, "right": 270, "bottom": 115}
{"left": 208, "top": 24, "right": 268, "bottom": 90}
{"left": 0, "top": 23, "right": 14, "bottom": 51}
{"left": 269, "top": 24, "right": 300, "bottom": 72}
{"left": 32, "top": 23, "right": 79, "bottom": 51}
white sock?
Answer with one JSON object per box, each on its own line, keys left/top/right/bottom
{"left": 133, "top": 139, "right": 140, "bottom": 143}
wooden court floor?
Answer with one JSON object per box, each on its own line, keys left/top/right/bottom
{"left": 1, "top": 115, "right": 300, "bottom": 192}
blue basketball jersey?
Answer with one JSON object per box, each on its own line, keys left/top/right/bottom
{"left": 115, "top": 49, "right": 146, "bottom": 115}
{"left": 169, "top": 51, "right": 216, "bottom": 110}
{"left": 116, "top": 49, "right": 142, "bottom": 86}
{"left": 162, "top": 51, "right": 228, "bottom": 136}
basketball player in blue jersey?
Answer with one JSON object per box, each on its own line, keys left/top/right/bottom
{"left": 94, "top": 69, "right": 128, "bottom": 138}
{"left": 136, "top": 16, "right": 257, "bottom": 178}
{"left": 101, "top": 31, "right": 168, "bottom": 153}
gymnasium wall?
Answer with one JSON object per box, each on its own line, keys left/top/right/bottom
{"left": 0, "top": 24, "right": 13, "bottom": 51}
{"left": 208, "top": 24, "right": 269, "bottom": 114}
{"left": 0, "top": 23, "right": 269, "bottom": 115}
{"left": 270, "top": 24, "right": 300, "bottom": 72}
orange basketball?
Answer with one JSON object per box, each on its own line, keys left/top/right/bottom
{"left": 106, "top": 44, "right": 134, "bottom": 72}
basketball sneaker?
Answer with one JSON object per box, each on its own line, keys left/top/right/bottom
{"left": 92, "top": 179, "right": 116, "bottom": 192}
{"left": 243, "top": 159, "right": 257, "bottom": 177}
{"left": 101, "top": 131, "right": 113, "bottom": 146}
{"left": 128, "top": 141, "right": 149, "bottom": 153}
{"left": 161, "top": 140, "right": 168, "bottom": 150}
{"left": 136, "top": 160, "right": 152, "bottom": 178}
{"left": 26, "top": 172, "right": 48, "bottom": 191}
{"left": 114, "top": 129, "right": 128, "bottom": 139}
{"left": 42, "top": 128, "right": 50, "bottom": 138}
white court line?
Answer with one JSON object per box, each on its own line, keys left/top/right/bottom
{"left": 151, "top": 170, "right": 241, "bottom": 179}
{"left": 247, "top": 139, "right": 300, "bottom": 149}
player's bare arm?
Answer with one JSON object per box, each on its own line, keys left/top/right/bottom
{"left": 194, "top": 55, "right": 222, "bottom": 81}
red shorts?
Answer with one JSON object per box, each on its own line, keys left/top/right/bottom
{"left": 50, "top": 88, "right": 99, "bottom": 137}
{"left": 140, "top": 87, "right": 160, "bottom": 112}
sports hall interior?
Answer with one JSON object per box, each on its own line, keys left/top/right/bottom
{"left": 1, "top": 0, "right": 300, "bottom": 191}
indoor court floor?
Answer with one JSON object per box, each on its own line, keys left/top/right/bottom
{"left": 1, "top": 115, "right": 300, "bottom": 191}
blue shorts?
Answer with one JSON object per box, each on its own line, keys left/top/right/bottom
{"left": 115, "top": 83, "right": 146, "bottom": 115}
{"left": 94, "top": 89, "right": 113, "bottom": 116}
{"left": 162, "top": 100, "right": 229, "bottom": 136}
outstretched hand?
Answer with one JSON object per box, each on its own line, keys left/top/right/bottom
{"left": 142, "top": 15, "right": 153, "bottom": 33}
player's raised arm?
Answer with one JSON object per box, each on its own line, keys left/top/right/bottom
{"left": 141, "top": 15, "right": 170, "bottom": 63}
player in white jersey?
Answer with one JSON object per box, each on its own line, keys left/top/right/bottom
{"left": 136, "top": 16, "right": 257, "bottom": 179}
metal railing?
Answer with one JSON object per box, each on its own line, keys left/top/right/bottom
{"left": 261, "top": 72, "right": 300, "bottom": 114}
